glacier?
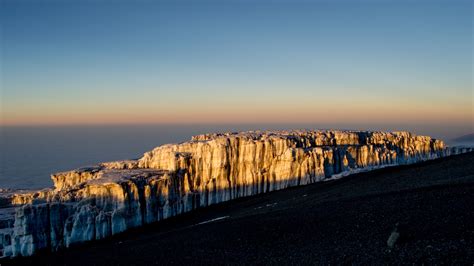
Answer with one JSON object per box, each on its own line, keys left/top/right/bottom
{"left": 0, "top": 130, "right": 471, "bottom": 258}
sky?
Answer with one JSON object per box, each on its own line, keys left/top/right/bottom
{"left": 0, "top": 0, "right": 472, "bottom": 138}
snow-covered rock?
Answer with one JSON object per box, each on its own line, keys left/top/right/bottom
{"left": 0, "top": 130, "right": 470, "bottom": 257}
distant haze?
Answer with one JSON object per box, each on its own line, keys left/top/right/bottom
{"left": 1, "top": 0, "right": 472, "bottom": 138}
{"left": 0, "top": 124, "right": 470, "bottom": 189}
{"left": 449, "top": 133, "right": 474, "bottom": 147}
{"left": 453, "top": 133, "right": 474, "bottom": 142}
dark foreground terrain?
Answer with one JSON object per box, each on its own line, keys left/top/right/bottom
{"left": 6, "top": 152, "right": 474, "bottom": 265}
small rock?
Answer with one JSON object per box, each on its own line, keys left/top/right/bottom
{"left": 387, "top": 223, "right": 400, "bottom": 248}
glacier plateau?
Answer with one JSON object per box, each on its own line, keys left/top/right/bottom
{"left": 0, "top": 130, "right": 471, "bottom": 258}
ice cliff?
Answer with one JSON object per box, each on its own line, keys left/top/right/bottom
{"left": 0, "top": 130, "right": 470, "bottom": 257}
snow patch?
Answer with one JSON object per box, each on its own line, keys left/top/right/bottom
{"left": 196, "top": 216, "right": 230, "bottom": 225}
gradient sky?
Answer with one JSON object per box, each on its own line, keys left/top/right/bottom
{"left": 0, "top": 0, "right": 472, "bottom": 137}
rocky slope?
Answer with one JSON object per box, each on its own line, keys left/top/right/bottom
{"left": 0, "top": 130, "right": 470, "bottom": 258}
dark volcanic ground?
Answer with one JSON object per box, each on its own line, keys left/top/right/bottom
{"left": 6, "top": 152, "right": 474, "bottom": 265}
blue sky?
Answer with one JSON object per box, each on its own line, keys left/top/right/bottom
{"left": 0, "top": 0, "right": 472, "bottom": 137}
